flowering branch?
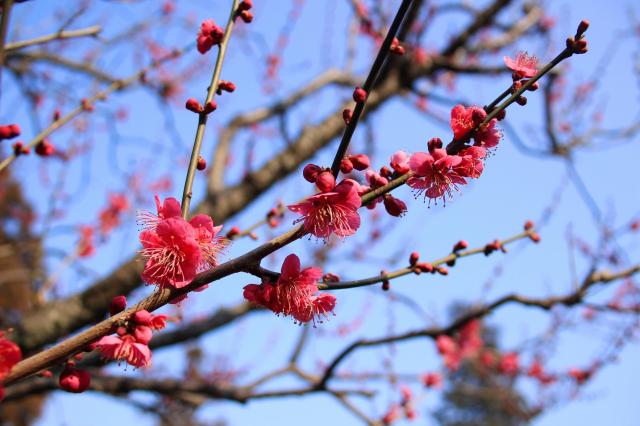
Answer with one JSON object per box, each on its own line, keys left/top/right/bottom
{"left": 329, "top": 0, "right": 414, "bottom": 177}
{"left": 25, "top": 0, "right": 521, "bottom": 345}
{"left": 180, "top": 0, "right": 239, "bottom": 218}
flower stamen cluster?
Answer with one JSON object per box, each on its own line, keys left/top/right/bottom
{"left": 243, "top": 254, "right": 336, "bottom": 325}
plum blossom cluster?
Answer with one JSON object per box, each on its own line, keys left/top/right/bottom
{"left": 92, "top": 297, "right": 167, "bottom": 369}
{"left": 0, "top": 332, "right": 22, "bottom": 400}
{"left": 407, "top": 104, "right": 501, "bottom": 204}
{"left": 288, "top": 169, "right": 362, "bottom": 240}
{"left": 243, "top": 254, "right": 336, "bottom": 325}
{"left": 138, "top": 196, "right": 225, "bottom": 290}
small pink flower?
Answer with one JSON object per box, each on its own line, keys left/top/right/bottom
{"left": 243, "top": 254, "right": 336, "bottom": 325}
{"left": 390, "top": 150, "right": 410, "bottom": 174}
{"left": 407, "top": 149, "right": 466, "bottom": 202}
{"left": 150, "top": 314, "right": 168, "bottom": 330}
{"left": 474, "top": 119, "right": 501, "bottom": 148}
{"left": 455, "top": 146, "right": 488, "bottom": 179}
{"left": 288, "top": 179, "right": 361, "bottom": 239}
{"left": 189, "top": 214, "right": 225, "bottom": 270}
{"left": 140, "top": 217, "right": 201, "bottom": 288}
{"left": 504, "top": 51, "right": 538, "bottom": 78}
{"left": 450, "top": 104, "right": 485, "bottom": 141}
{"left": 94, "top": 335, "right": 151, "bottom": 368}
{"left": 137, "top": 195, "right": 181, "bottom": 230}
{"left": 139, "top": 197, "right": 225, "bottom": 289}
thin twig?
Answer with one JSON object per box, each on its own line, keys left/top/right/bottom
{"left": 181, "top": 0, "right": 239, "bottom": 218}
{"left": 4, "top": 25, "right": 101, "bottom": 51}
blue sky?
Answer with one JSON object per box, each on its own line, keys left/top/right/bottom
{"left": 1, "top": 0, "right": 639, "bottom": 425}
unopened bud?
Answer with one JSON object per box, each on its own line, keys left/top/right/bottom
{"left": 185, "top": 98, "right": 203, "bottom": 113}
{"left": 109, "top": 295, "right": 127, "bottom": 315}
{"left": 315, "top": 171, "right": 336, "bottom": 192}
{"left": 576, "top": 20, "right": 589, "bottom": 37}
{"left": 303, "top": 163, "right": 322, "bottom": 183}
{"left": 197, "top": 156, "right": 207, "bottom": 170}
{"left": 204, "top": 100, "right": 217, "bottom": 114}
{"left": 340, "top": 158, "right": 354, "bottom": 174}
{"left": 342, "top": 108, "right": 352, "bottom": 125}
{"left": 427, "top": 137, "right": 442, "bottom": 153}
{"left": 132, "top": 310, "right": 152, "bottom": 326}
{"left": 453, "top": 240, "right": 468, "bottom": 252}
{"left": 353, "top": 87, "right": 367, "bottom": 103}
{"left": 350, "top": 154, "right": 370, "bottom": 170}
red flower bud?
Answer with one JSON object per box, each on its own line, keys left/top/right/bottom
{"left": 349, "top": 154, "right": 370, "bottom": 170}
{"left": 417, "top": 262, "right": 433, "bottom": 273}
{"left": 576, "top": 20, "right": 589, "bottom": 37}
{"left": 353, "top": 87, "right": 367, "bottom": 103}
{"left": 427, "top": 137, "right": 442, "bottom": 153}
{"left": 453, "top": 240, "right": 468, "bottom": 252}
{"left": 383, "top": 195, "right": 407, "bottom": 217}
{"left": 132, "top": 309, "right": 153, "bottom": 326}
{"left": 109, "top": 295, "right": 127, "bottom": 315}
{"left": 381, "top": 270, "right": 390, "bottom": 291}
{"left": 35, "top": 140, "right": 55, "bottom": 157}
{"left": 185, "top": 98, "right": 203, "bottom": 113}
{"left": 409, "top": 252, "right": 420, "bottom": 266}
{"left": 204, "top": 100, "right": 217, "bottom": 114}
{"left": 435, "top": 266, "right": 448, "bottom": 276}
{"left": 390, "top": 37, "right": 405, "bottom": 55}
{"left": 12, "top": 142, "right": 29, "bottom": 156}
{"left": 323, "top": 273, "right": 341, "bottom": 283}
{"left": 81, "top": 98, "right": 94, "bottom": 112}
{"left": 59, "top": 368, "right": 91, "bottom": 393}
{"left": 238, "top": 0, "right": 252, "bottom": 11}
{"left": 524, "top": 220, "right": 534, "bottom": 231}
{"left": 217, "top": 80, "right": 236, "bottom": 94}
{"left": 0, "top": 123, "right": 21, "bottom": 139}
{"left": 239, "top": 10, "right": 253, "bottom": 23}
{"left": 316, "top": 171, "right": 336, "bottom": 192}
{"left": 226, "top": 226, "right": 241, "bottom": 239}
{"left": 340, "top": 158, "right": 354, "bottom": 173}
{"left": 197, "top": 156, "right": 207, "bottom": 170}
{"left": 8, "top": 124, "right": 20, "bottom": 137}
{"left": 342, "top": 108, "right": 352, "bottom": 125}
{"left": 379, "top": 166, "right": 392, "bottom": 179}
{"left": 303, "top": 163, "right": 321, "bottom": 183}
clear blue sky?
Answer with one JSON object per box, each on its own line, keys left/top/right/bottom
{"left": 1, "top": 1, "right": 638, "bottom": 425}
